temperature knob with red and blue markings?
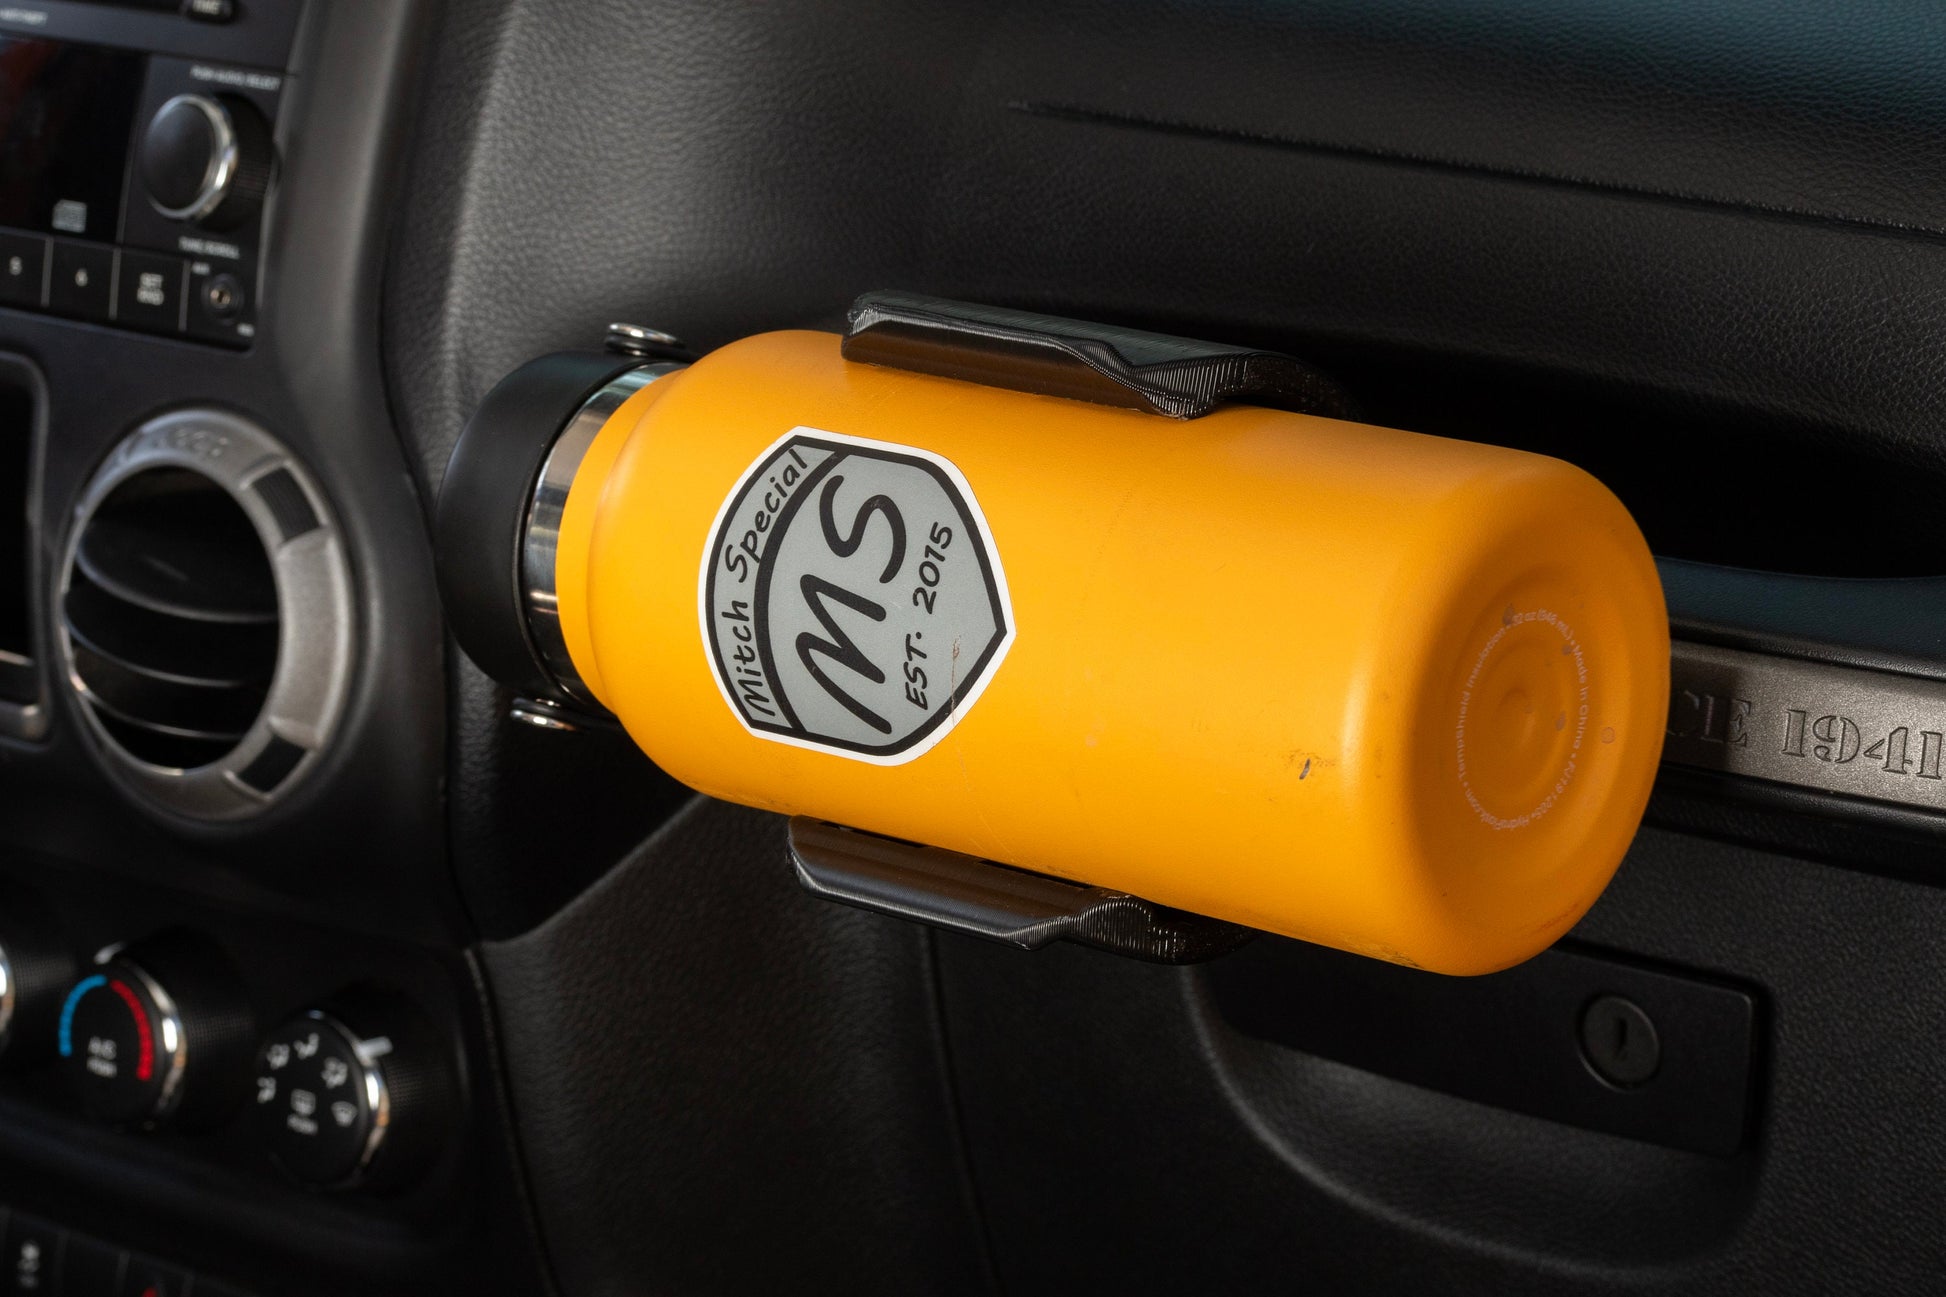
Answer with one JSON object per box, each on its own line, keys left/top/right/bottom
{"left": 58, "top": 932, "right": 254, "bottom": 1128}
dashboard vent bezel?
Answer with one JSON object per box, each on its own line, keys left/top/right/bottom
{"left": 56, "top": 410, "right": 354, "bottom": 820}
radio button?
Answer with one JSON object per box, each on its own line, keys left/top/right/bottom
{"left": 2, "top": 1212, "right": 64, "bottom": 1295}
{"left": 0, "top": 235, "right": 46, "bottom": 309}
{"left": 116, "top": 253, "right": 186, "bottom": 334}
{"left": 48, "top": 244, "right": 114, "bottom": 323}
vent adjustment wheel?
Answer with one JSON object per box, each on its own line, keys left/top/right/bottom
{"left": 58, "top": 411, "right": 353, "bottom": 819}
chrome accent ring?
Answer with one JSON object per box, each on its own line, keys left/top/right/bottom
{"left": 57, "top": 410, "right": 357, "bottom": 820}
{"left": 521, "top": 363, "right": 685, "bottom": 707}
{"left": 120, "top": 958, "right": 189, "bottom": 1122}
{"left": 148, "top": 94, "right": 239, "bottom": 223}
{"left": 306, "top": 1008, "right": 392, "bottom": 1182}
{"left": 0, "top": 944, "right": 15, "bottom": 1047}
{"left": 604, "top": 322, "right": 687, "bottom": 357}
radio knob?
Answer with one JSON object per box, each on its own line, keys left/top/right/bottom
{"left": 138, "top": 93, "right": 274, "bottom": 230}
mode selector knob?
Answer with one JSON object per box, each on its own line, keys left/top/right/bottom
{"left": 58, "top": 932, "right": 254, "bottom": 1128}
{"left": 254, "top": 993, "right": 452, "bottom": 1191}
{"left": 139, "top": 93, "right": 274, "bottom": 229}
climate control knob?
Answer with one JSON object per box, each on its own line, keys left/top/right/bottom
{"left": 58, "top": 933, "right": 253, "bottom": 1127}
{"left": 138, "top": 93, "right": 274, "bottom": 229}
{"left": 254, "top": 994, "right": 450, "bottom": 1191}
{"left": 0, "top": 891, "right": 74, "bottom": 1066}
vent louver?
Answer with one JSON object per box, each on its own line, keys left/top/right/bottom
{"left": 65, "top": 468, "right": 280, "bottom": 769}
{"left": 57, "top": 411, "right": 354, "bottom": 820}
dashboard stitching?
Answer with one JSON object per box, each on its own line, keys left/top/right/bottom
{"left": 1011, "top": 100, "right": 1946, "bottom": 245}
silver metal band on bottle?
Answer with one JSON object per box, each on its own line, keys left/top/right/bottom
{"left": 520, "top": 362, "right": 686, "bottom": 708}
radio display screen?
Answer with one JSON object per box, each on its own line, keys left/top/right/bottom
{"left": 0, "top": 37, "right": 145, "bottom": 242}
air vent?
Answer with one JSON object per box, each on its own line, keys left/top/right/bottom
{"left": 66, "top": 468, "right": 279, "bottom": 768}
{"left": 57, "top": 411, "right": 353, "bottom": 820}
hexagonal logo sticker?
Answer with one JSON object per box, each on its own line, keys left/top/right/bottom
{"left": 700, "top": 428, "right": 1014, "bottom": 763}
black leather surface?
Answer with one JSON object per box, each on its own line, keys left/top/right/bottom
{"left": 388, "top": 0, "right": 1946, "bottom": 495}
{"left": 446, "top": 655, "right": 694, "bottom": 940}
{"left": 481, "top": 798, "right": 991, "bottom": 1297}
{"left": 942, "top": 827, "right": 1946, "bottom": 1294}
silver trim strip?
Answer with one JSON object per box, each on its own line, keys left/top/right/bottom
{"left": 1664, "top": 639, "right": 1946, "bottom": 812}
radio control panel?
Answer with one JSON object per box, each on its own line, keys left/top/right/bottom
{"left": 0, "top": 1, "right": 301, "bottom": 348}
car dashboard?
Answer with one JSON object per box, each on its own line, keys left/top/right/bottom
{"left": 0, "top": 2, "right": 1938, "bottom": 1294}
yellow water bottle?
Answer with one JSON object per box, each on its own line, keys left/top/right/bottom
{"left": 437, "top": 295, "right": 1667, "bottom": 974}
